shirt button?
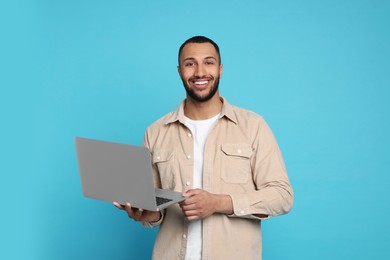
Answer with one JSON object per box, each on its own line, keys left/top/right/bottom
{"left": 237, "top": 149, "right": 242, "bottom": 154}
{"left": 156, "top": 156, "right": 161, "bottom": 160}
{"left": 240, "top": 210, "right": 245, "bottom": 215}
{"left": 186, "top": 181, "right": 191, "bottom": 186}
{"left": 183, "top": 234, "right": 187, "bottom": 239}
{"left": 187, "top": 155, "right": 191, "bottom": 159}
{"left": 187, "top": 132, "right": 192, "bottom": 137}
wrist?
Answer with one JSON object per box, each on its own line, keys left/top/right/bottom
{"left": 215, "top": 194, "right": 233, "bottom": 215}
{"left": 150, "top": 212, "right": 162, "bottom": 223}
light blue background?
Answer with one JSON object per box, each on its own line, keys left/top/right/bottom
{"left": 1, "top": 0, "right": 389, "bottom": 259}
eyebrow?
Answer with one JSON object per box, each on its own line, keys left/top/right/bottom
{"left": 183, "top": 56, "right": 218, "bottom": 62}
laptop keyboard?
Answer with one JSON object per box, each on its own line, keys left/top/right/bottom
{"left": 156, "top": 196, "right": 173, "bottom": 206}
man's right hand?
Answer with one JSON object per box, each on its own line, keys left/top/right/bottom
{"left": 113, "top": 202, "right": 161, "bottom": 222}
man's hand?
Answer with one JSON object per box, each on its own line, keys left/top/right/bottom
{"left": 113, "top": 202, "right": 161, "bottom": 222}
{"left": 179, "top": 189, "right": 233, "bottom": 221}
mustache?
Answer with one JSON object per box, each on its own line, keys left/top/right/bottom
{"left": 189, "top": 76, "right": 214, "bottom": 81}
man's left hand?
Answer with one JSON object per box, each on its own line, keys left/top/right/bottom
{"left": 180, "top": 189, "right": 233, "bottom": 221}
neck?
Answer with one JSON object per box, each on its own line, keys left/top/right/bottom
{"left": 184, "top": 94, "right": 223, "bottom": 120}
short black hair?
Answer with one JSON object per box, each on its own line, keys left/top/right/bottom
{"left": 178, "top": 36, "right": 221, "bottom": 65}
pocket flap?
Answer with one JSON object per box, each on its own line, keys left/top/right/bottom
{"left": 152, "top": 149, "right": 174, "bottom": 163}
{"left": 221, "top": 144, "right": 252, "bottom": 158}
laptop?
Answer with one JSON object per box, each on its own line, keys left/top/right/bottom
{"left": 75, "top": 137, "right": 186, "bottom": 211}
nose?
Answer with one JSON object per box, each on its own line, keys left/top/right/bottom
{"left": 194, "top": 64, "right": 206, "bottom": 77}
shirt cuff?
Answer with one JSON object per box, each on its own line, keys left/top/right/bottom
{"left": 228, "top": 193, "right": 270, "bottom": 220}
{"left": 141, "top": 211, "right": 164, "bottom": 227}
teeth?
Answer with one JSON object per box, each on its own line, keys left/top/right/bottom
{"left": 194, "top": 81, "right": 208, "bottom": 85}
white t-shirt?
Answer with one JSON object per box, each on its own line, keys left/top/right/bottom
{"left": 184, "top": 113, "right": 220, "bottom": 260}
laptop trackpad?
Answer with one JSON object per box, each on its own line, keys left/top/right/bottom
{"left": 155, "top": 188, "right": 186, "bottom": 203}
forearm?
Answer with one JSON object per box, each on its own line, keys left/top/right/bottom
{"left": 213, "top": 194, "right": 268, "bottom": 218}
{"left": 229, "top": 180, "right": 294, "bottom": 219}
{"left": 213, "top": 194, "right": 234, "bottom": 215}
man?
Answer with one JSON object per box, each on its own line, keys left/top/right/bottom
{"left": 114, "top": 36, "right": 293, "bottom": 260}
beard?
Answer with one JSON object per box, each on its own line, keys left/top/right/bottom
{"left": 181, "top": 76, "right": 220, "bottom": 103}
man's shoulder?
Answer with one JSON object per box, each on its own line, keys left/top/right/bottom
{"left": 146, "top": 111, "right": 176, "bottom": 131}
{"left": 230, "top": 103, "right": 265, "bottom": 123}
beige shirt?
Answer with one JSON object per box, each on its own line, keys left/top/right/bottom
{"left": 142, "top": 97, "right": 293, "bottom": 260}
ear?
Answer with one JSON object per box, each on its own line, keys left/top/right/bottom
{"left": 219, "top": 64, "right": 223, "bottom": 78}
{"left": 177, "top": 65, "right": 182, "bottom": 76}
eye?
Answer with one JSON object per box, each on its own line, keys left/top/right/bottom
{"left": 205, "top": 60, "right": 215, "bottom": 65}
{"left": 185, "top": 62, "right": 195, "bottom": 67}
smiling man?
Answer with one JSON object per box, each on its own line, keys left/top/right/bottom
{"left": 179, "top": 40, "right": 222, "bottom": 104}
{"left": 115, "top": 36, "right": 294, "bottom": 260}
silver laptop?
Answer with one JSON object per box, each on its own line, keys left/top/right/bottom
{"left": 75, "top": 137, "right": 185, "bottom": 211}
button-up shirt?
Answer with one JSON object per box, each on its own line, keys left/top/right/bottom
{"left": 142, "top": 97, "right": 293, "bottom": 260}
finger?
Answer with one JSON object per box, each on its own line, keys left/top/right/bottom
{"left": 125, "top": 203, "right": 143, "bottom": 219}
{"left": 124, "top": 203, "right": 137, "bottom": 218}
{"left": 183, "top": 209, "right": 198, "bottom": 216}
{"left": 181, "top": 195, "right": 198, "bottom": 205}
{"left": 136, "top": 208, "right": 143, "bottom": 216}
{"left": 183, "top": 210, "right": 200, "bottom": 221}
{"left": 186, "top": 215, "right": 199, "bottom": 221}
{"left": 124, "top": 202, "right": 133, "bottom": 211}
{"left": 133, "top": 208, "right": 144, "bottom": 221}
{"left": 183, "top": 189, "right": 202, "bottom": 197}
{"left": 113, "top": 202, "right": 125, "bottom": 210}
{"left": 181, "top": 203, "right": 197, "bottom": 211}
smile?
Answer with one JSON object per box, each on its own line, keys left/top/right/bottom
{"left": 190, "top": 80, "right": 210, "bottom": 90}
{"left": 194, "top": 80, "right": 209, "bottom": 85}
{"left": 190, "top": 77, "right": 213, "bottom": 88}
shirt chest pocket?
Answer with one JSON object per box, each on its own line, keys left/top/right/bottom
{"left": 221, "top": 143, "right": 253, "bottom": 184}
{"left": 152, "top": 149, "right": 175, "bottom": 189}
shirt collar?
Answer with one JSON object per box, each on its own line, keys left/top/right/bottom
{"left": 164, "top": 97, "right": 238, "bottom": 125}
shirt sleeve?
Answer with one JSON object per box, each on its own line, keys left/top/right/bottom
{"left": 139, "top": 130, "right": 166, "bottom": 227}
{"left": 141, "top": 210, "right": 165, "bottom": 227}
{"left": 228, "top": 118, "right": 294, "bottom": 220}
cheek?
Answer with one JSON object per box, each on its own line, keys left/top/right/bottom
{"left": 181, "top": 70, "right": 194, "bottom": 80}
{"left": 212, "top": 70, "right": 221, "bottom": 79}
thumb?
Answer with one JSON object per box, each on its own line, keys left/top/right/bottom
{"left": 182, "top": 188, "right": 201, "bottom": 197}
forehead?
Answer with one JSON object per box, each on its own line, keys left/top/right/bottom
{"left": 180, "top": 42, "right": 219, "bottom": 62}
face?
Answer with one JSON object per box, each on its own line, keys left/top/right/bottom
{"left": 178, "top": 42, "right": 223, "bottom": 103}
